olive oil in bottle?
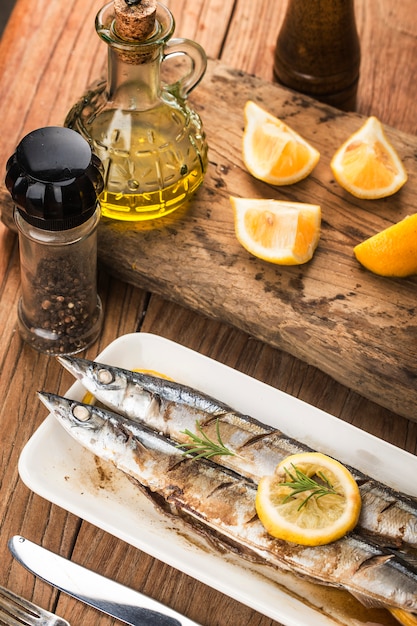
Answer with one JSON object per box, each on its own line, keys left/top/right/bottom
{"left": 65, "top": 0, "right": 208, "bottom": 221}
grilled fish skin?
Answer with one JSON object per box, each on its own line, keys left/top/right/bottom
{"left": 57, "top": 355, "right": 417, "bottom": 552}
{"left": 38, "top": 391, "right": 417, "bottom": 613}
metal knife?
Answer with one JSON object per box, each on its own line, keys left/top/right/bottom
{"left": 9, "top": 535, "right": 201, "bottom": 626}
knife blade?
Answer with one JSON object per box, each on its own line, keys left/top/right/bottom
{"left": 9, "top": 535, "right": 202, "bottom": 626}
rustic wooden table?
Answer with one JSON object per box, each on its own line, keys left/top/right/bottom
{"left": 0, "top": 1, "right": 416, "bottom": 625}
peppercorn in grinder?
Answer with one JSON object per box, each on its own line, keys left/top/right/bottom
{"left": 5, "top": 126, "right": 104, "bottom": 355}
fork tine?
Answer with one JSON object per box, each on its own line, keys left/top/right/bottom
{"left": 0, "top": 584, "right": 69, "bottom": 626}
{"left": 0, "top": 585, "right": 41, "bottom": 626}
{"left": 0, "top": 605, "right": 36, "bottom": 626}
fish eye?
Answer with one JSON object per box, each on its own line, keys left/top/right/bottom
{"left": 96, "top": 368, "right": 114, "bottom": 385}
{"left": 72, "top": 404, "right": 92, "bottom": 422}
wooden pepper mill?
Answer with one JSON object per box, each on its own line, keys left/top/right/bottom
{"left": 273, "top": 0, "right": 361, "bottom": 111}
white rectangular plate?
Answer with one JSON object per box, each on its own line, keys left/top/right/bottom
{"left": 18, "top": 333, "right": 417, "bottom": 626}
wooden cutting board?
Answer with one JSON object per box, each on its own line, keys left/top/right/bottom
{"left": 3, "top": 59, "right": 417, "bottom": 420}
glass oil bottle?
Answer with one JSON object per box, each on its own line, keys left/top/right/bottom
{"left": 65, "top": 0, "right": 208, "bottom": 221}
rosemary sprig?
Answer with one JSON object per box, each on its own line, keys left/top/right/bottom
{"left": 178, "top": 419, "right": 237, "bottom": 460}
{"left": 281, "top": 463, "right": 341, "bottom": 510}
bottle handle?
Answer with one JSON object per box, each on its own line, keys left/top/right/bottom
{"left": 163, "top": 38, "right": 207, "bottom": 100}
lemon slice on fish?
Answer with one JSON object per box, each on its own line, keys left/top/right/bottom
{"left": 256, "top": 452, "right": 361, "bottom": 546}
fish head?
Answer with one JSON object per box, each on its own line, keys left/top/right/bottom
{"left": 56, "top": 356, "right": 160, "bottom": 420}
{"left": 37, "top": 392, "right": 105, "bottom": 432}
{"left": 38, "top": 391, "right": 181, "bottom": 484}
{"left": 57, "top": 356, "right": 124, "bottom": 391}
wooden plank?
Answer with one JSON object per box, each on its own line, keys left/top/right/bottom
{"left": 165, "top": 0, "right": 237, "bottom": 59}
{"left": 354, "top": 0, "right": 417, "bottom": 133}
{"left": 94, "top": 63, "right": 417, "bottom": 421}
{"left": 215, "top": 0, "right": 286, "bottom": 81}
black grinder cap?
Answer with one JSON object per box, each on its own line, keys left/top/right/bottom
{"left": 5, "top": 126, "right": 104, "bottom": 231}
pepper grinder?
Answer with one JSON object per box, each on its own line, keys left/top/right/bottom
{"left": 273, "top": 0, "right": 361, "bottom": 111}
{"left": 5, "top": 126, "right": 104, "bottom": 355}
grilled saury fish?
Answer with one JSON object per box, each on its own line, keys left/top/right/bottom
{"left": 39, "top": 391, "right": 417, "bottom": 613}
{"left": 58, "top": 356, "right": 417, "bottom": 555}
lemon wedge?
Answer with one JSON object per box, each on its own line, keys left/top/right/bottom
{"left": 354, "top": 213, "right": 417, "bottom": 277}
{"left": 256, "top": 452, "right": 362, "bottom": 546}
{"left": 242, "top": 100, "right": 320, "bottom": 185}
{"left": 230, "top": 197, "right": 321, "bottom": 265}
{"left": 330, "top": 116, "right": 407, "bottom": 199}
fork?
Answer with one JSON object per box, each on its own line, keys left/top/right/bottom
{"left": 0, "top": 584, "right": 69, "bottom": 626}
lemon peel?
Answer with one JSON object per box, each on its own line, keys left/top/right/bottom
{"left": 354, "top": 213, "right": 417, "bottom": 277}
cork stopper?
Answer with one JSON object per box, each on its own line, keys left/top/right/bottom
{"left": 114, "top": 0, "right": 157, "bottom": 41}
